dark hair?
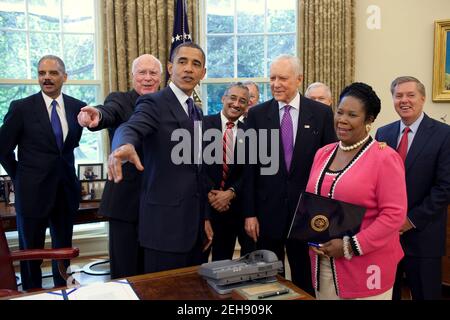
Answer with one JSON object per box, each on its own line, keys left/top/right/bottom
{"left": 38, "top": 55, "right": 66, "bottom": 73}
{"left": 339, "top": 82, "right": 381, "bottom": 121}
{"left": 223, "top": 82, "right": 249, "bottom": 97}
{"left": 170, "top": 42, "right": 205, "bottom": 65}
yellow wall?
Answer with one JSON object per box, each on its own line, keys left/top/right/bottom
{"left": 355, "top": 0, "right": 450, "bottom": 131}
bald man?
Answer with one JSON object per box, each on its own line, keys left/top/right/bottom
{"left": 305, "top": 82, "right": 333, "bottom": 107}
{"left": 77, "top": 54, "right": 162, "bottom": 278}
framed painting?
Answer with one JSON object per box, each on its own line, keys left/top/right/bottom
{"left": 433, "top": 19, "right": 450, "bottom": 102}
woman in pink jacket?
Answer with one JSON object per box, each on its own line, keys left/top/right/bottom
{"left": 305, "top": 82, "right": 407, "bottom": 299}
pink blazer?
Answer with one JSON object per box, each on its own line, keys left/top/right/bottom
{"left": 306, "top": 140, "right": 407, "bottom": 298}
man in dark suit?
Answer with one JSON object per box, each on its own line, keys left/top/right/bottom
{"left": 77, "top": 54, "right": 162, "bottom": 278}
{"left": 0, "top": 55, "right": 85, "bottom": 290}
{"left": 107, "top": 43, "right": 212, "bottom": 273}
{"left": 244, "top": 54, "right": 336, "bottom": 295}
{"left": 375, "top": 76, "right": 450, "bottom": 300}
{"left": 203, "top": 82, "right": 253, "bottom": 261}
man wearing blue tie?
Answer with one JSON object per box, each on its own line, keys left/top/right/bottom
{"left": 0, "top": 55, "right": 85, "bottom": 290}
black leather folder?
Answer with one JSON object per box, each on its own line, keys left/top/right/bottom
{"left": 287, "top": 192, "right": 366, "bottom": 243}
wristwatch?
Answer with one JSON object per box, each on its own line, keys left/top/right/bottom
{"left": 228, "top": 187, "right": 236, "bottom": 199}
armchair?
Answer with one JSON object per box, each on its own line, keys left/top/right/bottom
{"left": 0, "top": 222, "right": 79, "bottom": 297}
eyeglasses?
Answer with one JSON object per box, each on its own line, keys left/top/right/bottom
{"left": 226, "top": 95, "right": 248, "bottom": 106}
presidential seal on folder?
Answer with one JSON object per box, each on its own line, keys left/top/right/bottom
{"left": 287, "top": 192, "right": 366, "bottom": 243}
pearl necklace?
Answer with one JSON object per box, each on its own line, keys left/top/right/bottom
{"left": 338, "top": 134, "right": 370, "bottom": 152}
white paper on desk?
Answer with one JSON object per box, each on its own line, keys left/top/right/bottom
{"left": 66, "top": 280, "right": 139, "bottom": 300}
{"left": 11, "top": 290, "right": 65, "bottom": 300}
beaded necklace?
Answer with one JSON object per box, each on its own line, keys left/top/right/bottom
{"left": 315, "top": 136, "right": 374, "bottom": 198}
{"left": 338, "top": 134, "right": 370, "bottom": 152}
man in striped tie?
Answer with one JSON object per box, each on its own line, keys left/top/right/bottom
{"left": 202, "top": 82, "right": 250, "bottom": 261}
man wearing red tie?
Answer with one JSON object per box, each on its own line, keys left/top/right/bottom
{"left": 202, "top": 83, "right": 250, "bottom": 261}
{"left": 376, "top": 76, "right": 450, "bottom": 300}
{"left": 0, "top": 55, "right": 85, "bottom": 290}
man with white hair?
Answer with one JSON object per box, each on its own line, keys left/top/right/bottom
{"left": 244, "top": 55, "right": 336, "bottom": 295}
{"left": 77, "top": 54, "right": 162, "bottom": 278}
{"left": 305, "top": 82, "right": 333, "bottom": 107}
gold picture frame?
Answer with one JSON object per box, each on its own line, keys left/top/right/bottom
{"left": 432, "top": 19, "right": 450, "bottom": 102}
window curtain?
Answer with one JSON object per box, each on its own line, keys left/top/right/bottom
{"left": 101, "top": 0, "right": 199, "bottom": 96}
{"left": 298, "top": 0, "right": 355, "bottom": 105}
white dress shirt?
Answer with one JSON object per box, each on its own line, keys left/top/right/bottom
{"left": 397, "top": 112, "right": 424, "bottom": 153}
{"left": 42, "top": 92, "right": 68, "bottom": 141}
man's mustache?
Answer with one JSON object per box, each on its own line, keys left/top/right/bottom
{"left": 43, "top": 81, "right": 54, "bottom": 85}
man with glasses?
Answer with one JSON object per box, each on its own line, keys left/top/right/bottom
{"left": 203, "top": 82, "right": 249, "bottom": 261}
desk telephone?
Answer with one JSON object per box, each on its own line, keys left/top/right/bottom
{"left": 198, "top": 250, "right": 283, "bottom": 294}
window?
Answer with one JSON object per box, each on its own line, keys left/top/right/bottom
{"left": 201, "top": 0, "right": 297, "bottom": 114}
{"left": 0, "top": 0, "right": 103, "bottom": 173}
{"left": 0, "top": 0, "right": 107, "bottom": 245}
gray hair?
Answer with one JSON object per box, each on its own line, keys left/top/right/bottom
{"left": 271, "top": 54, "right": 303, "bottom": 76}
{"left": 242, "top": 81, "right": 260, "bottom": 94}
{"left": 38, "top": 55, "right": 66, "bottom": 73}
{"left": 390, "top": 76, "right": 426, "bottom": 97}
{"left": 132, "top": 54, "right": 163, "bottom": 75}
{"left": 305, "top": 82, "right": 332, "bottom": 99}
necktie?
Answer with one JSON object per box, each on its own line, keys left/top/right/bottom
{"left": 280, "top": 105, "right": 294, "bottom": 171}
{"left": 220, "top": 121, "right": 235, "bottom": 190}
{"left": 186, "top": 97, "right": 202, "bottom": 166}
{"left": 50, "top": 100, "right": 63, "bottom": 151}
{"left": 186, "top": 97, "right": 201, "bottom": 122}
{"left": 397, "top": 127, "right": 410, "bottom": 162}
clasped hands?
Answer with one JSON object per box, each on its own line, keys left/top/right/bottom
{"left": 208, "top": 189, "right": 235, "bottom": 212}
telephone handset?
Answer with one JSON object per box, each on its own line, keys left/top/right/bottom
{"left": 244, "top": 250, "right": 278, "bottom": 264}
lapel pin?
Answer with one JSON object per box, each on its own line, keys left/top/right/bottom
{"left": 238, "top": 139, "right": 244, "bottom": 144}
{"left": 304, "top": 125, "right": 311, "bottom": 129}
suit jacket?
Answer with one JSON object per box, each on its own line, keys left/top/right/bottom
{"left": 89, "top": 90, "right": 141, "bottom": 222}
{"left": 112, "top": 86, "right": 207, "bottom": 253}
{"left": 244, "top": 95, "right": 336, "bottom": 239}
{"left": 202, "top": 113, "right": 245, "bottom": 214}
{"left": 0, "top": 92, "right": 85, "bottom": 218}
{"left": 375, "top": 113, "right": 450, "bottom": 257}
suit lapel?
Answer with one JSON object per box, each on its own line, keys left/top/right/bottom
{"left": 164, "top": 87, "right": 192, "bottom": 132}
{"left": 405, "top": 114, "right": 434, "bottom": 171}
{"left": 265, "top": 100, "right": 288, "bottom": 175}
{"left": 63, "top": 94, "right": 78, "bottom": 152}
{"left": 290, "top": 96, "right": 313, "bottom": 176}
{"left": 34, "top": 93, "right": 59, "bottom": 151}
{"left": 384, "top": 121, "right": 400, "bottom": 150}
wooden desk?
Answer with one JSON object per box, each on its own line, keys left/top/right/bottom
{"left": 127, "top": 266, "right": 314, "bottom": 300}
{"left": 0, "top": 202, "right": 104, "bottom": 232}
